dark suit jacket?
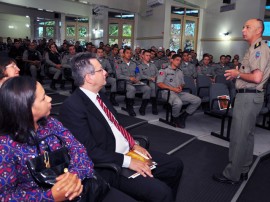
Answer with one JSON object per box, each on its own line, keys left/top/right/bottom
{"left": 59, "top": 88, "right": 124, "bottom": 166}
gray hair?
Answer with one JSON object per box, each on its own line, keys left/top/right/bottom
{"left": 71, "top": 53, "right": 96, "bottom": 86}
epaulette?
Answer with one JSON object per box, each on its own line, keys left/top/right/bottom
{"left": 254, "top": 42, "right": 261, "bottom": 49}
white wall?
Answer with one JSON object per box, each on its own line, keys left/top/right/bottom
{"left": 0, "top": 13, "right": 30, "bottom": 39}
{"left": 136, "top": 3, "right": 166, "bottom": 49}
{"left": 200, "top": 0, "right": 266, "bottom": 61}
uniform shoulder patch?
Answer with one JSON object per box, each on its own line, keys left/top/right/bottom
{"left": 159, "top": 71, "right": 164, "bottom": 76}
{"left": 255, "top": 51, "right": 261, "bottom": 59}
{"left": 254, "top": 42, "right": 261, "bottom": 49}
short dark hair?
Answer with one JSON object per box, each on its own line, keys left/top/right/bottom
{"left": 171, "top": 54, "right": 181, "bottom": 60}
{"left": 143, "top": 50, "right": 151, "bottom": 55}
{"left": 71, "top": 53, "right": 96, "bottom": 86}
{"left": 123, "top": 47, "right": 132, "bottom": 54}
{"left": 168, "top": 51, "right": 176, "bottom": 57}
{"left": 220, "top": 55, "right": 226, "bottom": 60}
{"left": 0, "top": 76, "right": 37, "bottom": 143}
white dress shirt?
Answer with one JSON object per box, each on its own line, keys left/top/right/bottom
{"left": 80, "top": 87, "right": 131, "bottom": 167}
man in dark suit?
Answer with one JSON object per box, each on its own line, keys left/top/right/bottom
{"left": 59, "top": 53, "right": 183, "bottom": 202}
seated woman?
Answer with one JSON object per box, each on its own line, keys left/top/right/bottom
{"left": 0, "top": 58, "right": 20, "bottom": 86}
{"left": 0, "top": 77, "right": 136, "bottom": 201}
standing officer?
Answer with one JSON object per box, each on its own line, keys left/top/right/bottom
{"left": 138, "top": 50, "right": 159, "bottom": 115}
{"left": 96, "top": 47, "right": 118, "bottom": 106}
{"left": 116, "top": 47, "right": 151, "bottom": 116}
{"left": 157, "top": 54, "right": 201, "bottom": 128}
{"left": 180, "top": 51, "right": 197, "bottom": 78}
{"left": 213, "top": 18, "right": 270, "bottom": 184}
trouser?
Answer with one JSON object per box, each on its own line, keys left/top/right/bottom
{"left": 49, "top": 66, "right": 62, "bottom": 80}
{"left": 106, "top": 77, "right": 117, "bottom": 93}
{"left": 29, "top": 64, "right": 40, "bottom": 79}
{"left": 223, "top": 92, "right": 264, "bottom": 181}
{"left": 149, "top": 81, "right": 157, "bottom": 97}
{"left": 98, "top": 150, "right": 183, "bottom": 202}
{"left": 126, "top": 83, "right": 151, "bottom": 99}
{"left": 164, "top": 91, "right": 201, "bottom": 117}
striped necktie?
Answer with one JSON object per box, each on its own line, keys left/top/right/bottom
{"left": 97, "top": 95, "right": 135, "bottom": 148}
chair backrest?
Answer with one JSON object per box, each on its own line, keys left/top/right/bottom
{"left": 215, "top": 75, "right": 227, "bottom": 84}
{"left": 209, "top": 83, "right": 230, "bottom": 110}
{"left": 196, "top": 75, "right": 212, "bottom": 99}
{"left": 183, "top": 76, "right": 197, "bottom": 95}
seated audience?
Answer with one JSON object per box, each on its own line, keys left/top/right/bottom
{"left": 157, "top": 54, "right": 201, "bottom": 128}
{"left": 0, "top": 58, "right": 20, "bottom": 86}
{"left": 212, "top": 55, "right": 230, "bottom": 76}
{"left": 0, "top": 76, "right": 136, "bottom": 202}
{"left": 116, "top": 47, "right": 151, "bottom": 116}
{"left": 45, "top": 43, "right": 65, "bottom": 90}
{"left": 138, "top": 50, "right": 159, "bottom": 115}
{"left": 23, "top": 42, "right": 43, "bottom": 82}
{"left": 59, "top": 53, "right": 183, "bottom": 202}
{"left": 197, "top": 54, "right": 215, "bottom": 82}
{"left": 180, "top": 51, "right": 197, "bottom": 79}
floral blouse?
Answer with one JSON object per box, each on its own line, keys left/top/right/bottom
{"left": 0, "top": 117, "right": 94, "bottom": 201}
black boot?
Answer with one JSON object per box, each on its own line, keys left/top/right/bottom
{"left": 60, "top": 80, "right": 66, "bottom": 90}
{"left": 178, "top": 111, "right": 189, "bottom": 128}
{"left": 139, "top": 99, "right": 149, "bottom": 116}
{"left": 126, "top": 99, "right": 136, "bottom": 116}
{"left": 50, "top": 79, "right": 57, "bottom": 90}
{"left": 151, "top": 97, "right": 158, "bottom": 115}
{"left": 110, "top": 93, "right": 119, "bottom": 106}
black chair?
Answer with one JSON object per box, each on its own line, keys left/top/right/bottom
{"left": 196, "top": 75, "right": 212, "bottom": 110}
{"left": 208, "top": 83, "right": 233, "bottom": 141}
{"left": 183, "top": 76, "right": 197, "bottom": 95}
{"left": 156, "top": 88, "right": 175, "bottom": 126}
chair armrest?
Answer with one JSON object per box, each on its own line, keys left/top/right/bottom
{"left": 133, "top": 135, "right": 150, "bottom": 149}
{"left": 116, "top": 79, "right": 127, "bottom": 93}
{"left": 94, "top": 163, "right": 121, "bottom": 174}
{"left": 156, "top": 88, "right": 171, "bottom": 103}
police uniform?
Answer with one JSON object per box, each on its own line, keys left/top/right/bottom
{"left": 157, "top": 65, "right": 201, "bottom": 118}
{"left": 116, "top": 60, "right": 151, "bottom": 116}
{"left": 212, "top": 63, "right": 230, "bottom": 76}
{"left": 222, "top": 37, "right": 270, "bottom": 181}
{"left": 197, "top": 64, "right": 215, "bottom": 77}
{"left": 98, "top": 58, "right": 117, "bottom": 93}
{"left": 154, "top": 57, "right": 167, "bottom": 70}
{"left": 180, "top": 61, "right": 197, "bottom": 78}
{"left": 116, "top": 61, "right": 150, "bottom": 99}
{"left": 138, "top": 62, "right": 159, "bottom": 97}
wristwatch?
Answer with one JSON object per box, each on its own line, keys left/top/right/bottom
{"left": 236, "top": 72, "right": 241, "bottom": 79}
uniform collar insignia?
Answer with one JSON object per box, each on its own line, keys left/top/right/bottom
{"left": 254, "top": 42, "right": 261, "bottom": 49}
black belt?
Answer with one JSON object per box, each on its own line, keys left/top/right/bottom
{"left": 236, "top": 89, "right": 263, "bottom": 93}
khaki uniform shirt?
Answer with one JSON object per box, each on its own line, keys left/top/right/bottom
{"left": 236, "top": 37, "right": 270, "bottom": 91}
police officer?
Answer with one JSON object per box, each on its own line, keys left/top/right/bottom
{"left": 154, "top": 50, "right": 167, "bottom": 70}
{"left": 213, "top": 18, "right": 270, "bottom": 184}
{"left": 213, "top": 55, "right": 230, "bottom": 76}
{"left": 96, "top": 48, "right": 118, "bottom": 106}
{"left": 61, "top": 44, "right": 77, "bottom": 92}
{"left": 161, "top": 51, "right": 176, "bottom": 69}
{"left": 157, "top": 54, "right": 201, "bottom": 128}
{"left": 138, "top": 50, "right": 159, "bottom": 115}
{"left": 23, "top": 42, "right": 42, "bottom": 80}
{"left": 116, "top": 47, "right": 151, "bottom": 116}
{"left": 180, "top": 51, "right": 197, "bottom": 78}
{"left": 197, "top": 54, "right": 215, "bottom": 82}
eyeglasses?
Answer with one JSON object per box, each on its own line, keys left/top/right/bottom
{"left": 95, "top": 68, "right": 104, "bottom": 73}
